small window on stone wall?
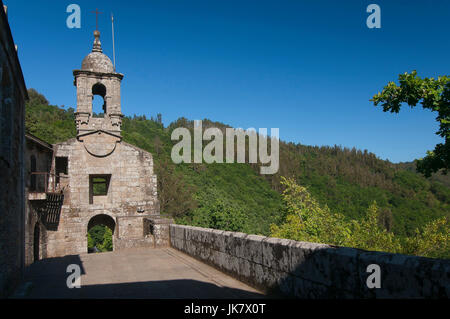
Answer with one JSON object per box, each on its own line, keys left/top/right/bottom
{"left": 89, "top": 174, "right": 111, "bottom": 204}
{"left": 55, "top": 157, "right": 68, "bottom": 175}
{"left": 56, "top": 157, "right": 68, "bottom": 187}
{"left": 91, "top": 176, "right": 109, "bottom": 195}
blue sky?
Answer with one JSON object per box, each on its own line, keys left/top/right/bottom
{"left": 6, "top": 0, "right": 450, "bottom": 163}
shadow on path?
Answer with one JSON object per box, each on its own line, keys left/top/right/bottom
{"left": 23, "top": 279, "right": 266, "bottom": 299}
{"left": 15, "top": 251, "right": 268, "bottom": 299}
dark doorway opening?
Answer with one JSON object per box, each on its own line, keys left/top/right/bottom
{"left": 33, "top": 223, "right": 40, "bottom": 262}
{"left": 55, "top": 156, "right": 68, "bottom": 186}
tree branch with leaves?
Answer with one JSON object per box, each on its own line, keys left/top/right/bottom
{"left": 372, "top": 71, "right": 450, "bottom": 177}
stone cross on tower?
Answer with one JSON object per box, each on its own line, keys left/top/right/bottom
{"left": 91, "top": 8, "right": 103, "bottom": 31}
{"left": 73, "top": 29, "right": 124, "bottom": 138}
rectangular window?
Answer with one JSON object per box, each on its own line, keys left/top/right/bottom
{"left": 55, "top": 157, "right": 68, "bottom": 175}
{"left": 89, "top": 174, "right": 111, "bottom": 204}
{"left": 92, "top": 177, "right": 108, "bottom": 195}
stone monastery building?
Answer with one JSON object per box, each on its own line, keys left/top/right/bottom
{"left": 26, "top": 30, "right": 171, "bottom": 262}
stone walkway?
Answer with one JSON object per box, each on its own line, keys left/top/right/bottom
{"left": 16, "top": 248, "right": 266, "bottom": 299}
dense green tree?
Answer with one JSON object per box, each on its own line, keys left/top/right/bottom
{"left": 271, "top": 177, "right": 448, "bottom": 258}
{"left": 402, "top": 217, "right": 449, "bottom": 259}
{"left": 179, "top": 196, "right": 249, "bottom": 233}
{"left": 87, "top": 232, "right": 94, "bottom": 250}
{"left": 372, "top": 71, "right": 450, "bottom": 177}
{"left": 99, "top": 228, "right": 113, "bottom": 252}
{"left": 25, "top": 89, "right": 76, "bottom": 143}
{"left": 348, "top": 202, "right": 402, "bottom": 253}
{"left": 270, "top": 177, "right": 352, "bottom": 246}
{"left": 88, "top": 225, "right": 106, "bottom": 250}
{"left": 155, "top": 157, "right": 197, "bottom": 217}
{"left": 87, "top": 225, "right": 113, "bottom": 252}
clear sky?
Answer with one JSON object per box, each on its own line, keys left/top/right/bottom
{"left": 5, "top": 0, "right": 450, "bottom": 163}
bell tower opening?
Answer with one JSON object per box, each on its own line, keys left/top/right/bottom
{"left": 92, "top": 83, "right": 106, "bottom": 118}
{"left": 74, "top": 29, "right": 124, "bottom": 136}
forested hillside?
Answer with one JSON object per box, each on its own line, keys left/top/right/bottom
{"left": 25, "top": 89, "right": 450, "bottom": 241}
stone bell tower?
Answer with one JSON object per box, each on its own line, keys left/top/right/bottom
{"left": 73, "top": 30, "right": 123, "bottom": 136}
{"left": 40, "top": 27, "right": 165, "bottom": 259}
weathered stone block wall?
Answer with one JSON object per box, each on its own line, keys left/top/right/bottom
{"left": 114, "top": 217, "right": 173, "bottom": 250}
{"left": 44, "top": 138, "right": 159, "bottom": 257}
{"left": 145, "top": 217, "right": 173, "bottom": 248}
{"left": 170, "top": 224, "right": 450, "bottom": 298}
{"left": 74, "top": 68, "right": 123, "bottom": 136}
{"left": 118, "top": 216, "right": 145, "bottom": 239}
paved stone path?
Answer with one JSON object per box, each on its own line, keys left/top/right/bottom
{"left": 17, "top": 248, "right": 266, "bottom": 298}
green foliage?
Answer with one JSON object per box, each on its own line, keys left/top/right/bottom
{"left": 124, "top": 116, "right": 284, "bottom": 234}
{"left": 88, "top": 225, "right": 113, "bottom": 252}
{"left": 271, "top": 177, "right": 449, "bottom": 258}
{"left": 402, "top": 217, "right": 450, "bottom": 259}
{"left": 87, "top": 232, "right": 94, "bottom": 249}
{"left": 99, "top": 227, "right": 113, "bottom": 252}
{"left": 179, "top": 196, "right": 249, "bottom": 232}
{"left": 155, "top": 157, "right": 197, "bottom": 218}
{"left": 264, "top": 144, "right": 450, "bottom": 237}
{"left": 88, "top": 225, "right": 106, "bottom": 250}
{"left": 372, "top": 71, "right": 450, "bottom": 177}
{"left": 92, "top": 177, "right": 108, "bottom": 195}
{"left": 270, "top": 177, "right": 352, "bottom": 246}
{"left": 176, "top": 162, "right": 283, "bottom": 235}
{"left": 25, "top": 89, "right": 76, "bottom": 143}
{"left": 347, "top": 202, "right": 402, "bottom": 253}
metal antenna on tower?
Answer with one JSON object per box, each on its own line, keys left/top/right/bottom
{"left": 111, "top": 12, "right": 116, "bottom": 72}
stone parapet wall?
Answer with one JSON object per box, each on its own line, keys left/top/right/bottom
{"left": 115, "top": 237, "right": 155, "bottom": 250}
{"left": 170, "top": 224, "right": 450, "bottom": 298}
{"left": 144, "top": 217, "right": 174, "bottom": 248}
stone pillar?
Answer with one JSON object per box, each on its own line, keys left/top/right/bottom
{"left": 144, "top": 217, "right": 174, "bottom": 248}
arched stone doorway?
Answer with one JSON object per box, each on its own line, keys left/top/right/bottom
{"left": 87, "top": 214, "right": 116, "bottom": 253}
{"left": 33, "top": 222, "right": 40, "bottom": 262}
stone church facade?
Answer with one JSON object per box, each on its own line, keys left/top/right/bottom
{"left": 28, "top": 30, "right": 171, "bottom": 259}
